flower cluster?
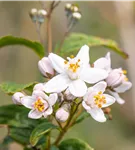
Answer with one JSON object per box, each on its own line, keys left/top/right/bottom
{"left": 12, "top": 45, "right": 132, "bottom": 123}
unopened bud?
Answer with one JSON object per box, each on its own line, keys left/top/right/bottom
{"left": 71, "top": 4, "right": 79, "bottom": 12}
{"left": 72, "top": 12, "right": 82, "bottom": 20}
{"left": 64, "top": 88, "right": 76, "bottom": 101}
{"left": 55, "top": 108, "right": 69, "bottom": 122}
{"left": 65, "top": 3, "right": 72, "bottom": 10}
{"left": 38, "top": 57, "right": 54, "bottom": 78}
{"left": 106, "top": 69, "right": 125, "bottom": 88}
{"left": 103, "top": 107, "right": 111, "bottom": 114}
{"left": 37, "top": 9, "right": 47, "bottom": 23}
{"left": 33, "top": 83, "right": 45, "bottom": 91}
{"left": 29, "top": 8, "right": 38, "bottom": 22}
{"left": 12, "top": 92, "right": 25, "bottom": 105}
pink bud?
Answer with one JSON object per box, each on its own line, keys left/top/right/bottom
{"left": 12, "top": 92, "right": 25, "bottom": 105}
{"left": 33, "top": 83, "right": 45, "bottom": 91}
{"left": 64, "top": 88, "right": 76, "bottom": 101}
{"left": 38, "top": 57, "right": 54, "bottom": 78}
{"left": 106, "top": 69, "right": 125, "bottom": 88}
{"left": 55, "top": 108, "right": 69, "bottom": 122}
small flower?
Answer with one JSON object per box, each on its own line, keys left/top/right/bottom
{"left": 12, "top": 92, "right": 25, "bottom": 105}
{"left": 38, "top": 57, "right": 55, "bottom": 78}
{"left": 55, "top": 107, "right": 69, "bottom": 122}
{"left": 21, "top": 90, "right": 57, "bottom": 119}
{"left": 44, "top": 45, "right": 108, "bottom": 97}
{"left": 29, "top": 8, "right": 38, "bottom": 22}
{"left": 94, "top": 52, "right": 132, "bottom": 104}
{"left": 37, "top": 9, "right": 47, "bottom": 23}
{"left": 33, "top": 83, "right": 46, "bottom": 91}
{"left": 82, "top": 81, "right": 115, "bottom": 122}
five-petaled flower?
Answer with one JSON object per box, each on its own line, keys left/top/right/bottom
{"left": 21, "top": 90, "right": 57, "bottom": 119}
{"left": 82, "top": 81, "right": 115, "bottom": 122}
{"left": 44, "top": 45, "right": 108, "bottom": 97}
{"left": 94, "top": 52, "right": 132, "bottom": 104}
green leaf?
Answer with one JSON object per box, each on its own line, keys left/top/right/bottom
{"left": 59, "top": 138, "right": 94, "bottom": 150}
{"left": 0, "top": 35, "right": 44, "bottom": 58}
{"left": 9, "top": 126, "right": 32, "bottom": 145}
{"left": 30, "top": 121, "right": 57, "bottom": 146}
{"left": 74, "top": 111, "right": 90, "bottom": 125}
{"left": 0, "top": 82, "right": 37, "bottom": 95}
{"left": 57, "top": 33, "right": 128, "bottom": 59}
{"left": 0, "top": 104, "right": 26, "bottom": 124}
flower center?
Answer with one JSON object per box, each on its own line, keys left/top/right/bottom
{"left": 64, "top": 56, "right": 80, "bottom": 73}
{"left": 34, "top": 98, "right": 45, "bottom": 112}
{"left": 94, "top": 91, "right": 106, "bottom": 108}
{"left": 64, "top": 55, "right": 81, "bottom": 80}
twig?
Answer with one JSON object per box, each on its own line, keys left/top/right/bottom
{"left": 54, "top": 102, "right": 81, "bottom": 146}
{"left": 34, "top": 22, "right": 43, "bottom": 44}
{"left": 46, "top": 1, "right": 61, "bottom": 55}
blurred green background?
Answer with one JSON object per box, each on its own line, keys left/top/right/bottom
{"left": 0, "top": 1, "right": 135, "bottom": 150}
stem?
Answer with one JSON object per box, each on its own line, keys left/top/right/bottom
{"left": 47, "top": 14, "right": 52, "bottom": 54}
{"left": 46, "top": 1, "right": 61, "bottom": 55}
{"left": 54, "top": 102, "right": 81, "bottom": 146}
{"left": 46, "top": 133, "right": 51, "bottom": 150}
{"left": 34, "top": 22, "right": 43, "bottom": 44}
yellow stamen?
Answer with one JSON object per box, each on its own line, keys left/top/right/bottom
{"left": 124, "top": 77, "right": 128, "bottom": 81}
{"left": 64, "top": 61, "right": 68, "bottom": 64}
{"left": 34, "top": 99, "right": 44, "bottom": 112}
{"left": 123, "top": 70, "right": 127, "bottom": 74}
{"left": 70, "top": 55, "right": 74, "bottom": 58}
{"left": 94, "top": 91, "right": 106, "bottom": 108}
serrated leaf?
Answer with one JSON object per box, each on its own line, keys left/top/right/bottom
{"left": 0, "top": 35, "right": 44, "bottom": 58}
{"left": 57, "top": 33, "right": 128, "bottom": 59}
{"left": 30, "top": 122, "right": 57, "bottom": 146}
{"left": 59, "top": 138, "right": 94, "bottom": 150}
{"left": 0, "top": 82, "right": 37, "bottom": 95}
{"left": 74, "top": 111, "right": 90, "bottom": 125}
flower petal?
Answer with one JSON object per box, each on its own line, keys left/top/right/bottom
{"left": 32, "top": 90, "right": 48, "bottom": 100}
{"left": 80, "top": 67, "right": 108, "bottom": 84}
{"left": 21, "top": 96, "right": 35, "bottom": 109}
{"left": 43, "top": 107, "right": 53, "bottom": 118}
{"left": 44, "top": 74, "right": 71, "bottom": 93}
{"left": 82, "top": 101, "right": 90, "bottom": 110}
{"left": 92, "top": 81, "right": 107, "bottom": 93}
{"left": 94, "top": 58, "right": 111, "bottom": 72}
{"left": 87, "top": 108, "right": 106, "bottom": 122}
{"left": 76, "top": 45, "right": 89, "bottom": 65}
{"left": 49, "top": 53, "right": 65, "bottom": 73}
{"left": 114, "top": 81, "right": 132, "bottom": 93}
{"left": 28, "top": 109, "right": 43, "bottom": 119}
{"left": 69, "top": 79, "right": 87, "bottom": 97}
{"left": 48, "top": 93, "right": 58, "bottom": 106}
{"left": 108, "top": 90, "right": 125, "bottom": 104}
{"left": 102, "top": 94, "right": 115, "bottom": 108}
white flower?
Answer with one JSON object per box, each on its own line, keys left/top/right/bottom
{"left": 82, "top": 81, "right": 115, "bottom": 122}
{"left": 94, "top": 52, "right": 111, "bottom": 73}
{"left": 12, "top": 92, "right": 25, "bottom": 105}
{"left": 38, "top": 57, "right": 55, "bottom": 78}
{"left": 55, "top": 107, "right": 69, "bottom": 122}
{"left": 94, "top": 52, "right": 132, "bottom": 104}
{"left": 44, "top": 45, "right": 108, "bottom": 97}
{"left": 33, "top": 83, "right": 46, "bottom": 91}
{"left": 21, "top": 90, "right": 57, "bottom": 119}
